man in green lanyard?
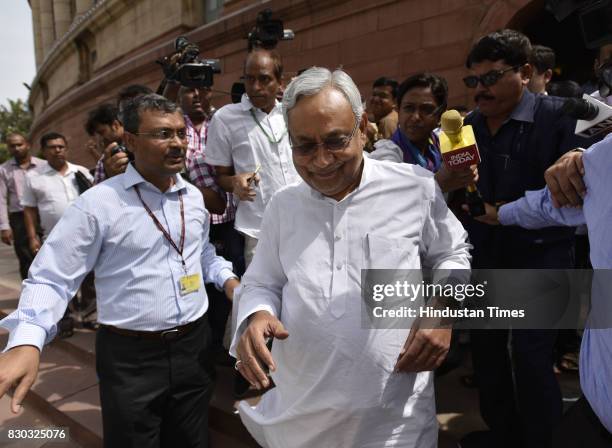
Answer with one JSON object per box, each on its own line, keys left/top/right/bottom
{"left": 205, "top": 48, "right": 300, "bottom": 267}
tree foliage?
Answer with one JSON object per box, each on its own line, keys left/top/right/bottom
{"left": 0, "top": 99, "right": 32, "bottom": 163}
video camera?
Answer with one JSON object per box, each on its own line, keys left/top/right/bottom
{"left": 158, "top": 37, "right": 221, "bottom": 88}
{"left": 546, "top": 0, "right": 612, "bottom": 49}
{"left": 247, "top": 9, "right": 294, "bottom": 51}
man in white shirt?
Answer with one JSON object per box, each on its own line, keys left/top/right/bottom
{"left": 231, "top": 68, "right": 471, "bottom": 448}
{"left": 22, "top": 132, "right": 94, "bottom": 250}
{"left": 21, "top": 132, "right": 95, "bottom": 337}
{"left": 205, "top": 48, "right": 300, "bottom": 266}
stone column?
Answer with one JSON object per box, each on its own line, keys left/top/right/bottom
{"left": 75, "top": 0, "right": 93, "bottom": 16}
{"left": 39, "top": 0, "right": 55, "bottom": 58}
{"left": 53, "top": 0, "right": 72, "bottom": 39}
{"left": 30, "top": 0, "right": 43, "bottom": 67}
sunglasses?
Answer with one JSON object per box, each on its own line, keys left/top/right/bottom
{"left": 463, "top": 64, "right": 524, "bottom": 88}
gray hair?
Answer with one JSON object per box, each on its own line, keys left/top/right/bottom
{"left": 122, "top": 93, "right": 182, "bottom": 133}
{"left": 282, "top": 67, "right": 364, "bottom": 126}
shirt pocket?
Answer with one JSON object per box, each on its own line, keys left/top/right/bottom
{"left": 363, "top": 233, "right": 419, "bottom": 270}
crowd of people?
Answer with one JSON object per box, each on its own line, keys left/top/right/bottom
{"left": 0, "top": 27, "right": 611, "bottom": 448}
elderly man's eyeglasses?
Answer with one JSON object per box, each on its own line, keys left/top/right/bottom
{"left": 463, "top": 64, "right": 523, "bottom": 88}
{"left": 133, "top": 128, "right": 188, "bottom": 141}
{"left": 290, "top": 120, "right": 359, "bottom": 156}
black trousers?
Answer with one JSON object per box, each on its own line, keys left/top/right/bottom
{"left": 553, "top": 397, "right": 612, "bottom": 447}
{"left": 471, "top": 329, "right": 561, "bottom": 448}
{"left": 96, "top": 315, "right": 214, "bottom": 448}
{"left": 470, "top": 239, "right": 575, "bottom": 448}
{"left": 8, "top": 212, "right": 35, "bottom": 279}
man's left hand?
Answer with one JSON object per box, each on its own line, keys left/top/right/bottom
{"left": 223, "top": 277, "right": 240, "bottom": 302}
{"left": 28, "top": 237, "right": 41, "bottom": 255}
{"left": 544, "top": 150, "right": 585, "bottom": 208}
{"left": 395, "top": 325, "right": 451, "bottom": 373}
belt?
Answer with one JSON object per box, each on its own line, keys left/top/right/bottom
{"left": 98, "top": 314, "right": 205, "bottom": 342}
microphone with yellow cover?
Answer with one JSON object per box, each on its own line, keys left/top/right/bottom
{"left": 439, "top": 110, "right": 486, "bottom": 217}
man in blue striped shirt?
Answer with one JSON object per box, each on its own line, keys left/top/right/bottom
{"left": 0, "top": 94, "right": 239, "bottom": 448}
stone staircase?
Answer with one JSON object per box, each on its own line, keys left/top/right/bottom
{"left": 0, "top": 259, "right": 259, "bottom": 448}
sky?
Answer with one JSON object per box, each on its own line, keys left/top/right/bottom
{"left": 0, "top": 1, "right": 36, "bottom": 108}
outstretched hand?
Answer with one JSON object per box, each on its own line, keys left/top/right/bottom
{"left": 0, "top": 345, "right": 40, "bottom": 414}
{"left": 235, "top": 311, "right": 288, "bottom": 389}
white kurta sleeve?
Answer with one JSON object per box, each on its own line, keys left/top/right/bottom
{"left": 229, "top": 194, "right": 286, "bottom": 356}
{"left": 420, "top": 181, "right": 472, "bottom": 271}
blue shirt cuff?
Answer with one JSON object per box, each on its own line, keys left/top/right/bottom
{"left": 216, "top": 268, "right": 238, "bottom": 291}
{"left": 498, "top": 203, "right": 517, "bottom": 226}
{"left": 4, "top": 322, "right": 46, "bottom": 353}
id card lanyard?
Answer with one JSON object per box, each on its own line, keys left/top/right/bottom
{"left": 134, "top": 185, "right": 186, "bottom": 273}
{"left": 250, "top": 109, "right": 286, "bottom": 144}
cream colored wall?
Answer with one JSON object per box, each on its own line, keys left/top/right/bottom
{"left": 94, "top": 0, "right": 184, "bottom": 70}
{"left": 30, "top": 0, "right": 203, "bottom": 116}
{"left": 45, "top": 51, "right": 80, "bottom": 103}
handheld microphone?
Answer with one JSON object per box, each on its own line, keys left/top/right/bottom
{"left": 439, "top": 110, "right": 486, "bottom": 217}
{"left": 562, "top": 94, "right": 612, "bottom": 138}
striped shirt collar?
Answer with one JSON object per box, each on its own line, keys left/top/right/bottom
{"left": 122, "top": 162, "right": 187, "bottom": 193}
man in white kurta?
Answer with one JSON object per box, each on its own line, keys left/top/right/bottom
{"left": 231, "top": 68, "right": 471, "bottom": 448}
{"left": 205, "top": 49, "right": 300, "bottom": 265}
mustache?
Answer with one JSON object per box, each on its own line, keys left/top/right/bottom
{"left": 166, "top": 149, "right": 185, "bottom": 158}
{"left": 475, "top": 93, "right": 495, "bottom": 102}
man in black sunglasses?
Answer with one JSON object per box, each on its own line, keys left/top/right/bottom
{"left": 459, "top": 29, "right": 591, "bottom": 448}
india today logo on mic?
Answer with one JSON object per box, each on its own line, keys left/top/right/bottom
{"left": 443, "top": 145, "right": 481, "bottom": 170}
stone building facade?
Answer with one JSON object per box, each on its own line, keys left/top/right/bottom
{"left": 28, "top": 0, "right": 545, "bottom": 166}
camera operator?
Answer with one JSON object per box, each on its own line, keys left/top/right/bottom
{"left": 86, "top": 84, "right": 153, "bottom": 184}
{"left": 85, "top": 103, "right": 128, "bottom": 183}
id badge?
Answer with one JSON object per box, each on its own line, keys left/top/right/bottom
{"left": 179, "top": 273, "right": 201, "bottom": 296}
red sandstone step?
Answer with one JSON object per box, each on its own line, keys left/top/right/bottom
{"left": 0, "top": 284, "right": 259, "bottom": 448}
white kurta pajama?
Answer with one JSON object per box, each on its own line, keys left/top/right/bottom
{"left": 231, "top": 157, "right": 471, "bottom": 448}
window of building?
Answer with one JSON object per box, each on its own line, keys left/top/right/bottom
{"left": 75, "top": 30, "right": 95, "bottom": 84}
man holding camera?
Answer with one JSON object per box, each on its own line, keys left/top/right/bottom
{"left": 0, "top": 94, "right": 240, "bottom": 447}
{"left": 85, "top": 103, "right": 128, "bottom": 183}
{"left": 205, "top": 48, "right": 299, "bottom": 266}
{"left": 87, "top": 85, "right": 154, "bottom": 184}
